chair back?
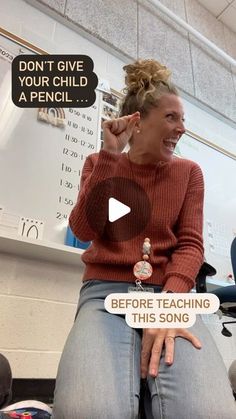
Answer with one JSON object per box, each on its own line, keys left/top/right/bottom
{"left": 196, "top": 262, "right": 216, "bottom": 293}
{"left": 231, "top": 237, "right": 236, "bottom": 283}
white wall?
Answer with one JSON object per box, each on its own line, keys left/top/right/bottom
{"left": 24, "top": 0, "right": 236, "bottom": 124}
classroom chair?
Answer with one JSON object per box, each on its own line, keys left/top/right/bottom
{"left": 210, "top": 236, "right": 236, "bottom": 335}
{"left": 231, "top": 236, "right": 236, "bottom": 281}
{"left": 196, "top": 236, "right": 236, "bottom": 335}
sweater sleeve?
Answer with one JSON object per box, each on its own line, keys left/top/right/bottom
{"left": 163, "top": 163, "right": 204, "bottom": 293}
{"left": 69, "top": 149, "right": 120, "bottom": 241}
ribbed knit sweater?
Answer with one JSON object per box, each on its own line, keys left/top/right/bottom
{"left": 69, "top": 149, "right": 204, "bottom": 293}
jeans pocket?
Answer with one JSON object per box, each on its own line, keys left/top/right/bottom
{"left": 80, "top": 279, "right": 95, "bottom": 292}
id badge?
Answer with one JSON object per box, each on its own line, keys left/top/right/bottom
{"left": 128, "top": 286, "right": 154, "bottom": 293}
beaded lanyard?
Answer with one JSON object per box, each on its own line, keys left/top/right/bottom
{"left": 133, "top": 238, "right": 153, "bottom": 290}
{"left": 127, "top": 151, "right": 158, "bottom": 291}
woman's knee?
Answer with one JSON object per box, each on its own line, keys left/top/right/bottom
{"left": 53, "top": 398, "right": 139, "bottom": 419}
{"left": 151, "top": 393, "right": 236, "bottom": 419}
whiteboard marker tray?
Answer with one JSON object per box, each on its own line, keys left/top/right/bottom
{"left": 0, "top": 234, "right": 84, "bottom": 267}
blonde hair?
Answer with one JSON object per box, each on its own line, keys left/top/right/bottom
{"left": 120, "top": 59, "right": 178, "bottom": 117}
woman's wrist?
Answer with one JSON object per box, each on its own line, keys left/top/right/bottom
{"left": 102, "top": 146, "right": 119, "bottom": 154}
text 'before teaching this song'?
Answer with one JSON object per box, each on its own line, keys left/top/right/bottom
{"left": 104, "top": 293, "right": 220, "bottom": 328}
{"left": 12, "top": 55, "right": 98, "bottom": 108}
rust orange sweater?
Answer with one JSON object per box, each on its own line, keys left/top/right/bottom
{"left": 69, "top": 150, "right": 204, "bottom": 293}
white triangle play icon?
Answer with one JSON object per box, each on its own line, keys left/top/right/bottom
{"left": 108, "top": 197, "right": 131, "bottom": 222}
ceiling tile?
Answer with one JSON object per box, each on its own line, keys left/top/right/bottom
{"left": 219, "top": 4, "right": 236, "bottom": 32}
{"left": 197, "top": 0, "right": 229, "bottom": 16}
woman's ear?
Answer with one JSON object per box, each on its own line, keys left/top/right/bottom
{"left": 134, "top": 121, "right": 141, "bottom": 134}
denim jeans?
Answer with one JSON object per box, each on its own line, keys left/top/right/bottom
{"left": 52, "top": 280, "right": 236, "bottom": 419}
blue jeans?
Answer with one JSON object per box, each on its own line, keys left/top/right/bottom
{"left": 52, "top": 280, "right": 236, "bottom": 419}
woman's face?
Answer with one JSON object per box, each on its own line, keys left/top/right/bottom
{"left": 137, "top": 94, "right": 185, "bottom": 162}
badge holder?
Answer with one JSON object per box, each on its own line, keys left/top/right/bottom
{"left": 128, "top": 238, "right": 154, "bottom": 293}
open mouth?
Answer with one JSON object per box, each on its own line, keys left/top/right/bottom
{"left": 163, "top": 139, "right": 178, "bottom": 152}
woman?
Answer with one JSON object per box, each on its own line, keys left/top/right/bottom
{"left": 52, "top": 59, "right": 236, "bottom": 418}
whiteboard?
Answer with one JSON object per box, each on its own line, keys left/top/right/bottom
{"left": 176, "top": 133, "right": 236, "bottom": 280}
{"left": 0, "top": 28, "right": 122, "bottom": 247}
{"left": 0, "top": 102, "right": 101, "bottom": 243}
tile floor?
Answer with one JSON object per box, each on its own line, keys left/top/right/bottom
{"left": 201, "top": 313, "right": 236, "bottom": 371}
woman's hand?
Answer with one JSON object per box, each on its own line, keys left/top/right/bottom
{"left": 102, "top": 112, "right": 140, "bottom": 153}
{"left": 141, "top": 328, "right": 202, "bottom": 378}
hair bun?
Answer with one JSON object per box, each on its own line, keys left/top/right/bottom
{"left": 123, "top": 59, "right": 171, "bottom": 95}
{"left": 120, "top": 59, "right": 178, "bottom": 117}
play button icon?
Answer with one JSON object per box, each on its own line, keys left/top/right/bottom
{"left": 108, "top": 198, "right": 131, "bottom": 222}
{"left": 85, "top": 177, "right": 151, "bottom": 242}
